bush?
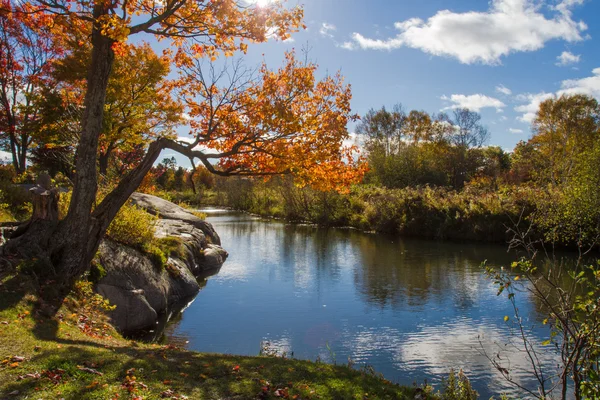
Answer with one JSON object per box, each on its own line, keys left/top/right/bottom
{"left": 440, "top": 369, "right": 478, "bottom": 400}
{"left": 155, "top": 236, "right": 186, "bottom": 259}
{"left": 142, "top": 243, "right": 167, "bottom": 270}
{"left": 106, "top": 202, "right": 157, "bottom": 248}
{"left": 0, "top": 165, "right": 32, "bottom": 222}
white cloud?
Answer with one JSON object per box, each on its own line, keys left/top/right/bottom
{"left": 342, "top": 131, "right": 365, "bottom": 150}
{"left": 509, "top": 128, "right": 524, "bottom": 134}
{"left": 515, "top": 92, "right": 555, "bottom": 123}
{"left": 339, "top": 41, "right": 355, "bottom": 50}
{"left": 556, "top": 51, "right": 581, "bottom": 66}
{"left": 559, "top": 67, "right": 600, "bottom": 97}
{"left": 496, "top": 84, "right": 512, "bottom": 95}
{"left": 319, "top": 22, "right": 336, "bottom": 38}
{"left": 345, "top": 0, "right": 587, "bottom": 65}
{"left": 441, "top": 94, "right": 506, "bottom": 112}
{"left": 515, "top": 68, "right": 600, "bottom": 123}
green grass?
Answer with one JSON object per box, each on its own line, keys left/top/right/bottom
{"left": 0, "top": 266, "right": 419, "bottom": 400}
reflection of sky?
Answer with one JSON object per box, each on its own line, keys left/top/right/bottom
{"left": 166, "top": 210, "right": 561, "bottom": 399}
{"left": 339, "top": 319, "right": 561, "bottom": 397}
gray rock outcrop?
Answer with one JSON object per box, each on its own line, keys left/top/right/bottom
{"left": 130, "top": 192, "right": 221, "bottom": 245}
{"left": 95, "top": 193, "right": 227, "bottom": 334}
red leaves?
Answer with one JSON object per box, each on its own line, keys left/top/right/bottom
{"left": 43, "top": 368, "right": 66, "bottom": 385}
{"left": 121, "top": 368, "right": 148, "bottom": 394}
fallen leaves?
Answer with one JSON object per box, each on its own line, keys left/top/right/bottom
{"left": 77, "top": 365, "right": 103, "bottom": 376}
{"left": 16, "top": 372, "right": 41, "bottom": 380}
{"left": 2, "top": 355, "right": 26, "bottom": 369}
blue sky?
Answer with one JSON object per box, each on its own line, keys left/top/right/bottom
{"left": 234, "top": 0, "right": 600, "bottom": 152}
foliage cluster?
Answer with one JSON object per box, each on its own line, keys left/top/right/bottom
{"left": 0, "top": 165, "right": 32, "bottom": 222}
{"left": 105, "top": 201, "right": 157, "bottom": 249}
{"left": 486, "top": 255, "right": 600, "bottom": 399}
{"left": 439, "top": 369, "right": 478, "bottom": 400}
{"left": 207, "top": 177, "right": 553, "bottom": 244}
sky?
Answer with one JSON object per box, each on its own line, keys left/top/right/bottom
{"left": 231, "top": 0, "right": 600, "bottom": 152}
{"left": 3, "top": 0, "right": 599, "bottom": 166}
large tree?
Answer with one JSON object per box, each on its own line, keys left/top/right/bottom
{"left": 2, "top": 0, "right": 365, "bottom": 310}
{"left": 0, "top": 0, "right": 63, "bottom": 173}
{"left": 530, "top": 94, "right": 600, "bottom": 185}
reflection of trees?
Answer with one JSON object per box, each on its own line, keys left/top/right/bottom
{"left": 216, "top": 212, "right": 350, "bottom": 287}
{"left": 353, "top": 236, "right": 514, "bottom": 310}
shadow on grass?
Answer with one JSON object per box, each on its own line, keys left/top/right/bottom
{"left": 1, "top": 342, "right": 413, "bottom": 400}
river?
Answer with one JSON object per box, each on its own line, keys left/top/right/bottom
{"left": 163, "top": 209, "right": 560, "bottom": 398}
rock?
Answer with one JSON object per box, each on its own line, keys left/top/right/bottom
{"left": 202, "top": 244, "right": 229, "bottom": 270}
{"left": 95, "top": 194, "right": 228, "bottom": 334}
{"left": 130, "top": 192, "right": 221, "bottom": 245}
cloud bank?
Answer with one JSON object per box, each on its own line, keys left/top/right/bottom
{"left": 344, "top": 0, "right": 587, "bottom": 65}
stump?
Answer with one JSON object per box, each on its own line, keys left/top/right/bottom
{"left": 30, "top": 172, "right": 59, "bottom": 222}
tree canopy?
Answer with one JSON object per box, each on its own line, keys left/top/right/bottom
{"left": 0, "top": 0, "right": 366, "bottom": 309}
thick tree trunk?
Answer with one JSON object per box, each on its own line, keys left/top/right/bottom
{"left": 3, "top": 14, "right": 119, "bottom": 311}
{"left": 42, "top": 25, "right": 116, "bottom": 307}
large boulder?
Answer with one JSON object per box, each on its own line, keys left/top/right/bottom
{"left": 130, "top": 192, "right": 221, "bottom": 245}
{"left": 96, "top": 194, "right": 227, "bottom": 334}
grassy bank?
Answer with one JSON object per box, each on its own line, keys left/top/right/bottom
{"left": 0, "top": 264, "right": 420, "bottom": 400}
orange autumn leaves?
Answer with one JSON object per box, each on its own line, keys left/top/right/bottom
{"left": 178, "top": 51, "right": 367, "bottom": 192}
{"left": 9, "top": 0, "right": 366, "bottom": 192}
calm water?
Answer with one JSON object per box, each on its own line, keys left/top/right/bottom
{"left": 164, "top": 209, "right": 559, "bottom": 398}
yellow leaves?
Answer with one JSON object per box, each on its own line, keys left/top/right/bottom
{"left": 96, "top": 15, "right": 130, "bottom": 42}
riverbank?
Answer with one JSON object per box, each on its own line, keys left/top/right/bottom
{"left": 0, "top": 266, "right": 421, "bottom": 400}
{"left": 176, "top": 183, "right": 536, "bottom": 244}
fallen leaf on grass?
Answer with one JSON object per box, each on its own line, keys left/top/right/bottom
{"left": 77, "top": 366, "right": 103, "bottom": 376}
{"left": 86, "top": 380, "right": 99, "bottom": 389}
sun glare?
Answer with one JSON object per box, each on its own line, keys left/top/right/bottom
{"left": 254, "top": 0, "right": 273, "bottom": 7}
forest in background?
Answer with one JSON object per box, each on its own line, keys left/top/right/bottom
{"left": 143, "top": 95, "right": 600, "bottom": 250}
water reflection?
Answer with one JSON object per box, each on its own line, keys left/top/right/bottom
{"left": 165, "top": 209, "right": 559, "bottom": 398}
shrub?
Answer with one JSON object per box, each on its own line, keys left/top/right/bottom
{"left": 141, "top": 243, "right": 167, "bottom": 270}
{"left": 155, "top": 236, "right": 186, "bottom": 259}
{"left": 0, "top": 168, "right": 32, "bottom": 221}
{"left": 440, "top": 369, "right": 478, "bottom": 400}
{"left": 106, "top": 202, "right": 157, "bottom": 248}
{"left": 88, "top": 261, "right": 107, "bottom": 284}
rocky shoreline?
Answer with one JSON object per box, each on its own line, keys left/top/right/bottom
{"left": 95, "top": 193, "right": 228, "bottom": 336}
{"left": 0, "top": 192, "right": 228, "bottom": 337}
